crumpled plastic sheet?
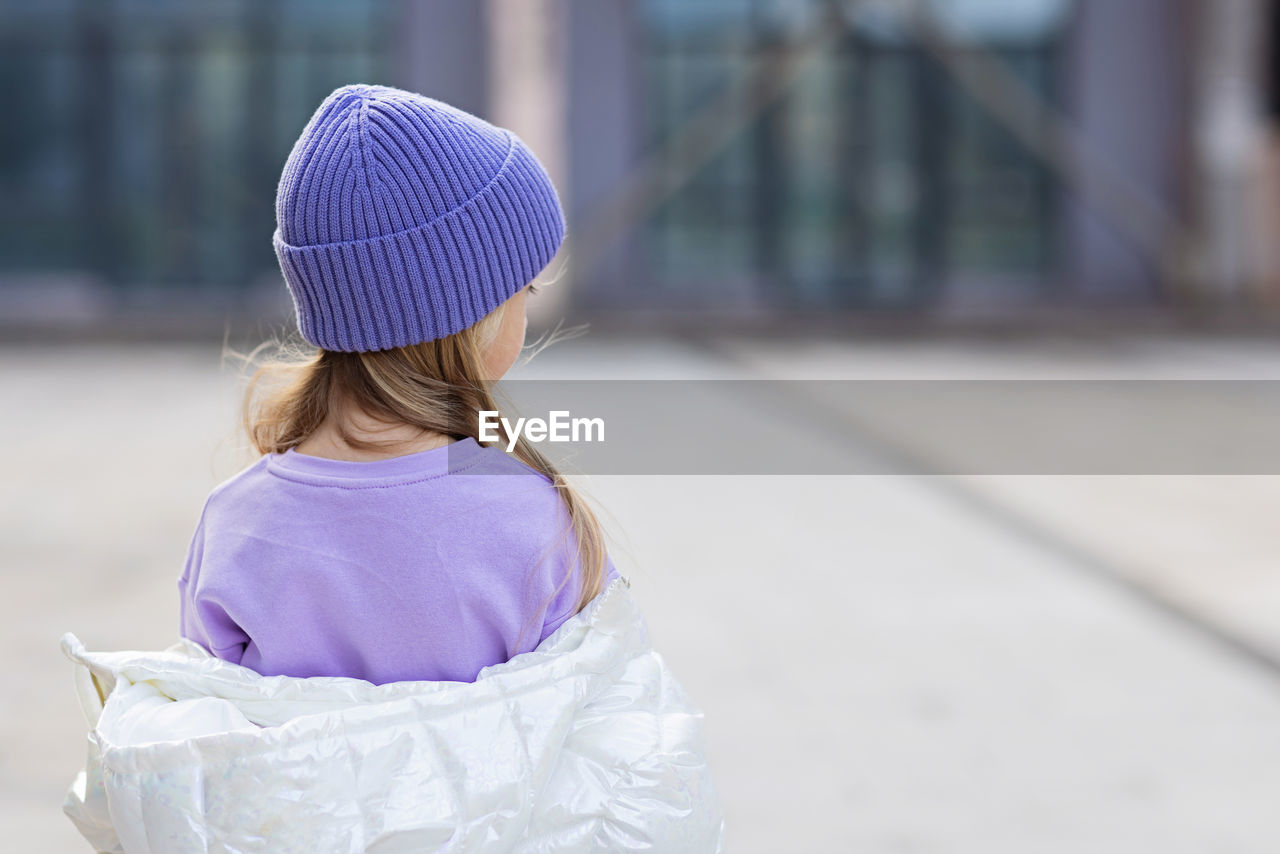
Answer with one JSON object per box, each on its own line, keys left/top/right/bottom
{"left": 61, "top": 577, "right": 725, "bottom": 853}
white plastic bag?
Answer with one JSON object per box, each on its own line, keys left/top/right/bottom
{"left": 61, "top": 578, "right": 725, "bottom": 853}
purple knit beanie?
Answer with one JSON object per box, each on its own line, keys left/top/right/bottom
{"left": 272, "top": 84, "right": 565, "bottom": 352}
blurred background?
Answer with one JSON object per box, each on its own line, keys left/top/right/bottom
{"left": 4, "top": 1, "right": 1280, "bottom": 852}
{"left": 7, "top": 0, "right": 1280, "bottom": 330}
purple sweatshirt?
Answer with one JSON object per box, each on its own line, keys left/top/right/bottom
{"left": 178, "top": 437, "right": 619, "bottom": 685}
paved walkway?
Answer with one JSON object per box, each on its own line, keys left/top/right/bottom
{"left": 4, "top": 334, "right": 1278, "bottom": 852}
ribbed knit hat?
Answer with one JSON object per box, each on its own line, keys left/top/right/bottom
{"left": 272, "top": 84, "right": 565, "bottom": 352}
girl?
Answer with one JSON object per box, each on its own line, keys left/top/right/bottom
{"left": 178, "top": 83, "right": 620, "bottom": 685}
{"left": 62, "top": 82, "right": 722, "bottom": 853}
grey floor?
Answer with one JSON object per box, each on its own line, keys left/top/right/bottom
{"left": 5, "top": 333, "right": 1279, "bottom": 853}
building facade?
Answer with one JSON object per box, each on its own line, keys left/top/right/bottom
{"left": 0, "top": 0, "right": 1268, "bottom": 329}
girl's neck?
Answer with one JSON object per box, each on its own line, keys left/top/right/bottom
{"left": 294, "top": 412, "right": 456, "bottom": 462}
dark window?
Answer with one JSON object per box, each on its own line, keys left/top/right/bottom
{"left": 639, "top": 0, "right": 1069, "bottom": 309}
{"left": 0, "top": 0, "right": 390, "bottom": 290}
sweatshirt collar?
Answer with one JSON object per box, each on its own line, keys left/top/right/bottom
{"left": 266, "top": 436, "right": 485, "bottom": 486}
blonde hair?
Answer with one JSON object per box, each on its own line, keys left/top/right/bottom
{"left": 227, "top": 301, "right": 609, "bottom": 652}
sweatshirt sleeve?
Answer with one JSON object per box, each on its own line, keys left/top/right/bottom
{"left": 177, "top": 501, "right": 251, "bottom": 664}
{"left": 538, "top": 547, "right": 621, "bottom": 645}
